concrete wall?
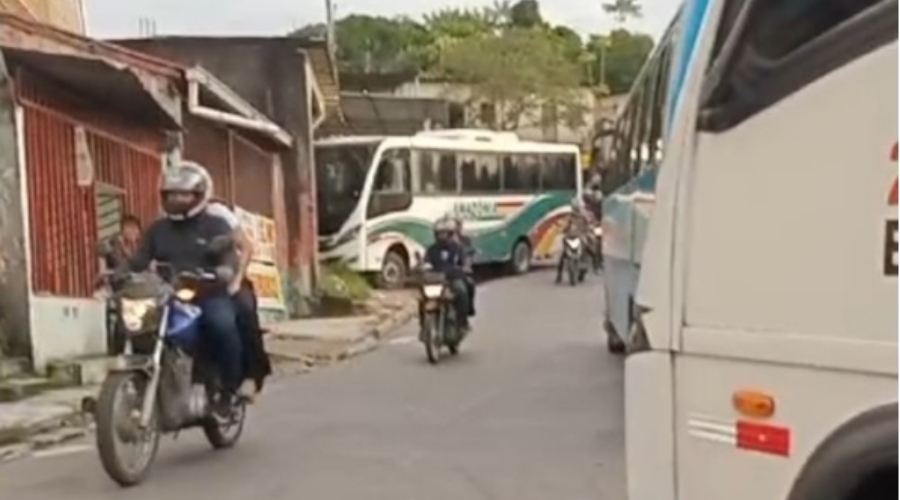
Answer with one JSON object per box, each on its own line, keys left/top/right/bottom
{"left": 0, "top": 51, "right": 30, "bottom": 361}
{"left": 0, "top": 0, "right": 85, "bottom": 33}
{"left": 391, "top": 81, "right": 598, "bottom": 146}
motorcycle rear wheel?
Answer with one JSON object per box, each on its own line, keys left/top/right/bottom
{"left": 95, "top": 371, "right": 160, "bottom": 487}
{"left": 202, "top": 399, "right": 247, "bottom": 449}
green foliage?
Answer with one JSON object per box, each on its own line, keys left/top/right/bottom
{"left": 586, "top": 29, "right": 654, "bottom": 94}
{"left": 318, "top": 262, "right": 372, "bottom": 302}
{"left": 291, "top": 0, "right": 652, "bottom": 96}
{"left": 437, "top": 26, "right": 584, "bottom": 130}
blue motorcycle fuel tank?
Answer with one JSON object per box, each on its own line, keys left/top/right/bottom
{"left": 166, "top": 300, "right": 202, "bottom": 348}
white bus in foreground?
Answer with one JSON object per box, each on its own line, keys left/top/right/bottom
{"left": 623, "top": 0, "right": 898, "bottom": 499}
{"left": 315, "top": 130, "right": 582, "bottom": 288}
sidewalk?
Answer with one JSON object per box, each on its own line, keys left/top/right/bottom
{"left": 0, "top": 290, "right": 417, "bottom": 463}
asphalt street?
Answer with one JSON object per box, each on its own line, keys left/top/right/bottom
{"left": 0, "top": 269, "right": 626, "bottom": 500}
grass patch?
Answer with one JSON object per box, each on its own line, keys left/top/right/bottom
{"left": 318, "top": 262, "right": 372, "bottom": 303}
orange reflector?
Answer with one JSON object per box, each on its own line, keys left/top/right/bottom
{"left": 733, "top": 390, "right": 776, "bottom": 418}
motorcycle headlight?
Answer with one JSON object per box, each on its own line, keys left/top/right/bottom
{"left": 175, "top": 288, "right": 197, "bottom": 301}
{"left": 566, "top": 238, "right": 582, "bottom": 250}
{"left": 120, "top": 298, "right": 156, "bottom": 332}
{"left": 422, "top": 284, "right": 444, "bottom": 299}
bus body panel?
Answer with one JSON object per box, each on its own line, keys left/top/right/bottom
{"left": 624, "top": 351, "right": 677, "bottom": 500}
{"left": 673, "top": 356, "right": 897, "bottom": 500}
{"left": 364, "top": 192, "right": 574, "bottom": 270}
{"left": 683, "top": 44, "right": 899, "bottom": 345}
{"left": 623, "top": 0, "right": 898, "bottom": 497}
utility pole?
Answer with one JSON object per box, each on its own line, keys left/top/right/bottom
{"left": 324, "top": 0, "right": 336, "bottom": 55}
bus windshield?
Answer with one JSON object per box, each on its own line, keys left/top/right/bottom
{"left": 315, "top": 142, "right": 379, "bottom": 236}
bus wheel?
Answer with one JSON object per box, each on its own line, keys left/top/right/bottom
{"left": 509, "top": 240, "right": 532, "bottom": 275}
{"left": 378, "top": 250, "right": 408, "bottom": 290}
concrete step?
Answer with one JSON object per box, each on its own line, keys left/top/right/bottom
{"left": 0, "top": 358, "right": 30, "bottom": 379}
{"left": 46, "top": 357, "right": 114, "bottom": 387}
{"left": 0, "top": 378, "right": 60, "bottom": 403}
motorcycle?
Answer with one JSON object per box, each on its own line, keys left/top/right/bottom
{"left": 92, "top": 235, "right": 247, "bottom": 487}
{"left": 561, "top": 231, "right": 589, "bottom": 286}
{"left": 417, "top": 264, "right": 467, "bottom": 364}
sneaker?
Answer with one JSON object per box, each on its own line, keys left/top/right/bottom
{"left": 239, "top": 380, "right": 257, "bottom": 404}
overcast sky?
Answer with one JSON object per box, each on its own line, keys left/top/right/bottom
{"left": 86, "top": 0, "right": 679, "bottom": 41}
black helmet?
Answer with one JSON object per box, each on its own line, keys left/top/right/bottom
{"left": 160, "top": 161, "right": 212, "bottom": 220}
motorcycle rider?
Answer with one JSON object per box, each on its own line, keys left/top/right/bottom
{"left": 129, "top": 162, "right": 243, "bottom": 408}
{"left": 423, "top": 217, "right": 471, "bottom": 331}
{"left": 555, "top": 198, "right": 594, "bottom": 283}
{"left": 204, "top": 196, "right": 272, "bottom": 401}
{"left": 452, "top": 216, "right": 477, "bottom": 317}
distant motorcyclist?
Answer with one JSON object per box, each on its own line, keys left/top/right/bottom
{"left": 555, "top": 198, "right": 594, "bottom": 283}
{"left": 452, "top": 216, "right": 477, "bottom": 317}
{"left": 129, "top": 162, "right": 243, "bottom": 407}
{"left": 423, "top": 217, "right": 471, "bottom": 331}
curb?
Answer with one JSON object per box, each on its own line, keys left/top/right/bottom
{"left": 268, "top": 301, "right": 418, "bottom": 368}
{"left": 0, "top": 409, "right": 91, "bottom": 464}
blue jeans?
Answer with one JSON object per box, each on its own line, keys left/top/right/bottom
{"left": 198, "top": 295, "right": 243, "bottom": 393}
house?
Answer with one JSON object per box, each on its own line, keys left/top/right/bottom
{"left": 0, "top": 14, "right": 295, "bottom": 370}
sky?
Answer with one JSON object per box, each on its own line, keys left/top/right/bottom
{"left": 85, "top": 0, "right": 679, "bottom": 41}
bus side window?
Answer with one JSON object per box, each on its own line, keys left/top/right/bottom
{"left": 437, "top": 152, "right": 459, "bottom": 193}
{"left": 540, "top": 154, "right": 575, "bottom": 191}
{"left": 699, "top": 0, "right": 890, "bottom": 131}
{"left": 414, "top": 150, "right": 439, "bottom": 194}
{"left": 368, "top": 148, "right": 412, "bottom": 219}
{"left": 462, "top": 153, "right": 501, "bottom": 193}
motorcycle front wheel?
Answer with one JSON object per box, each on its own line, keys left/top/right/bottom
{"left": 422, "top": 312, "right": 442, "bottom": 364}
{"left": 95, "top": 371, "right": 161, "bottom": 487}
{"left": 567, "top": 257, "right": 579, "bottom": 286}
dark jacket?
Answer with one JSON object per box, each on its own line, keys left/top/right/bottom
{"left": 424, "top": 240, "right": 467, "bottom": 280}
{"left": 130, "top": 214, "right": 237, "bottom": 291}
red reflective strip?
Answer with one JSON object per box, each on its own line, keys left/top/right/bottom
{"left": 736, "top": 421, "right": 791, "bottom": 457}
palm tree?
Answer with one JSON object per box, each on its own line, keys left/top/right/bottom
{"left": 602, "top": 0, "right": 642, "bottom": 24}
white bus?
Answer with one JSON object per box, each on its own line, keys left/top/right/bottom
{"left": 315, "top": 130, "right": 582, "bottom": 288}
{"left": 622, "top": 0, "right": 898, "bottom": 499}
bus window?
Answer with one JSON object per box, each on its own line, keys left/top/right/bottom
{"left": 700, "top": 0, "right": 889, "bottom": 132}
{"left": 504, "top": 154, "right": 541, "bottom": 192}
{"left": 414, "top": 150, "right": 445, "bottom": 194}
{"left": 367, "top": 148, "right": 412, "bottom": 219}
{"left": 540, "top": 153, "right": 577, "bottom": 191}
{"left": 462, "top": 153, "right": 501, "bottom": 193}
{"left": 437, "top": 152, "right": 459, "bottom": 193}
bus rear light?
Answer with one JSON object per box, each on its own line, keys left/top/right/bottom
{"left": 733, "top": 390, "right": 776, "bottom": 418}
{"left": 736, "top": 421, "right": 791, "bottom": 457}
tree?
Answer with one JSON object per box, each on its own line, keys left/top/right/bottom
{"left": 437, "top": 27, "right": 584, "bottom": 130}
{"left": 509, "top": 0, "right": 543, "bottom": 28}
{"left": 586, "top": 29, "right": 653, "bottom": 94}
{"left": 319, "top": 15, "right": 431, "bottom": 74}
{"left": 602, "top": 0, "right": 643, "bottom": 24}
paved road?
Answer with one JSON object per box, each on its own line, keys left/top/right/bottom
{"left": 0, "top": 270, "right": 625, "bottom": 500}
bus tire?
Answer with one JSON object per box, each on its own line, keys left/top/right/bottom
{"left": 509, "top": 239, "right": 532, "bottom": 275}
{"left": 787, "top": 404, "right": 897, "bottom": 500}
{"left": 378, "top": 248, "right": 409, "bottom": 290}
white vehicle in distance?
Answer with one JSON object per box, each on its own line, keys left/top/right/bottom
{"left": 315, "top": 129, "right": 583, "bottom": 288}
{"left": 623, "top": 0, "right": 898, "bottom": 500}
